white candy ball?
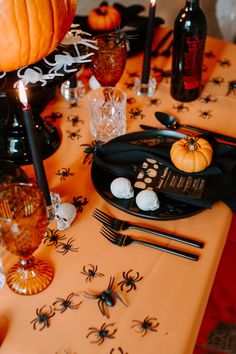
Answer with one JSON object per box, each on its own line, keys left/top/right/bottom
{"left": 135, "top": 190, "right": 160, "bottom": 211}
{"left": 110, "top": 177, "right": 134, "bottom": 199}
{"left": 89, "top": 75, "right": 101, "bottom": 90}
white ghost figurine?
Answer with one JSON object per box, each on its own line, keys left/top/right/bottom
{"left": 55, "top": 203, "right": 77, "bottom": 230}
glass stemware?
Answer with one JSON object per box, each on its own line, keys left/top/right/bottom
{"left": 90, "top": 33, "right": 127, "bottom": 87}
{"left": 0, "top": 183, "right": 54, "bottom": 295}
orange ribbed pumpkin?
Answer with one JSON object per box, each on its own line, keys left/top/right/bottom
{"left": 0, "top": 0, "right": 77, "bottom": 72}
{"left": 87, "top": 5, "right": 121, "bottom": 31}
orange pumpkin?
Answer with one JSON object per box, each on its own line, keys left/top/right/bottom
{"left": 87, "top": 5, "right": 121, "bottom": 31}
{"left": 0, "top": 0, "right": 77, "bottom": 72}
{"left": 170, "top": 136, "right": 213, "bottom": 173}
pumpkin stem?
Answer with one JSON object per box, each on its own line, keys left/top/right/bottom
{"left": 95, "top": 7, "right": 108, "bottom": 16}
{"left": 184, "top": 136, "right": 200, "bottom": 151}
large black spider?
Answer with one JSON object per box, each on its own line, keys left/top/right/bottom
{"left": 118, "top": 269, "right": 143, "bottom": 292}
{"left": 129, "top": 107, "right": 145, "bottom": 120}
{"left": 87, "top": 322, "right": 117, "bottom": 345}
{"left": 31, "top": 305, "right": 55, "bottom": 331}
{"left": 81, "top": 264, "right": 104, "bottom": 282}
{"left": 172, "top": 103, "right": 189, "bottom": 113}
{"left": 226, "top": 80, "right": 236, "bottom": 96}
{"left": 198, "top": 109, "right": 212, "bottom": 119}
{"left": 131, "top": 316, "right": 159, "bottom": 336}
{"left": 56, "top": 167, "right": 75, "bottom": 181}
{"left": 80, "top": 140, "right": 103, "bottom": 164}
{"left": 72, "top": 195, "right": 88, "bottom": 213}
{"left": 56, "top": 237, "right": 79, "bottom": 255}
{"left": 67, "top": 114, "right": 84, "bottom": 126}
{"left": 53, "top": 292, "right": 82, "bottom": 313}
{"left": 44, "top": 228, "right": 66, "bottom": 247}
{"left": 66, "top": 129, "right": 81, "bottom": 140}
{"left": 84, "top": 276, "right": 127, "bottom": 318}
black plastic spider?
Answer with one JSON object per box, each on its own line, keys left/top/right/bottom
{"left": 204, "top": 50, "right": 215, "bottom": 58}
{"left": 210, "top": 76, "right": 224, "bottom": 86}
{"left": 31, "top": 305, "right": 55, "bottom": 331}
{"left": 53, "top": 292, "right": 82, "bottom": 313}
{"left": 56, "top": 237, "right": 79, "bottom": 255}
{"left": 72, "top": 195, "right": 88, "bottom": 213}
{"left": 151, "top": 67, "right": 171, "bottom": 82}
{"left": 131, "top": 316, "right": 159, "bottom": 336}
{"left": 217, "top": 58, "right": 231, "bottom": 68}
{"left": 172, "top": 103, "right": 189, "bottom": 113}
{"left": 110, "top": 348, "right": 128, "bottom": 354}
{"left": 84, "top": 276, "right": 127, "bottom": 318}
{"left": 198, "top": 109, "right": 212, "bottom": 119}
{"left": 148, "top": 97, "right": 161, "bottom": 106}
{"left": 129, "top": 107, "right": 145, "bottom": 120}
{"left": 66, "top": 129, "right": 81, "bottom": 140}
{"left": 44, "top": 228, "right": 66, "bottom": 247}
{"left": 87, "top": 322, "right": 117, "bottom": 345}
{"left": 199, "top": 94, "right": 217, "bottom": 104}
{"left": 226, "top": 80, "right": 236, "bottom": 96}
{"left": 67, "top": 114, "right": 84, "bottom": 126}
{"left": 127, "top": 71, "right": 139, "bottom": 78}
{"left": 80, "top": 140, "right": 103, "bottom": 164}
{"left": 81, "top": 264, "right": 104, "bottom": 282}
{"left": 118, "top": 269, "right": 143, "bottom": 292}
{"left": 124, "top": 81, "right": 135, "bottom": 90}
{"left": 44, "top": 111, "right": 63, "bottom": 122}
{"left": 56, "top": 167, "right": 75, "bottom": 181}
{"left": 127, "top": 97, "right": 136, "bottom": 105}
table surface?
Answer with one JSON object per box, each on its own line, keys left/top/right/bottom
{"left": 0, "top": 26, "right": 235, "bottom": 354}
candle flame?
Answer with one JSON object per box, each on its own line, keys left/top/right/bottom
{"left": 150, "top": 0, "right": 156, "bottom": 6}
{"left": 18, "top": 80, "right": 28, "bottom": 106}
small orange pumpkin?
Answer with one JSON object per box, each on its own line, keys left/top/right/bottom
{"left": 0, "top": 0, "right": 77, "bottom": 72}
{"left": 87, "top": 5, "right": 121, "bottom": 31}
{"left": 170, "top": 136, "right": 213, "bottom": 173}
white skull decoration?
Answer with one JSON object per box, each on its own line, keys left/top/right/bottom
{"left": 55, "top": 203, "right": 77, "bottom": 230}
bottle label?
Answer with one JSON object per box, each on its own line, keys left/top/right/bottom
{"left": 183, "top": 35, "right": 205, "bottom": 90}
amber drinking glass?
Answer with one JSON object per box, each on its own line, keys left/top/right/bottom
{"left": 90, "top": 33, "right": 127, "bottom": 87}
{"left": 0, "top": 183, "right": 54, "bottom": 295}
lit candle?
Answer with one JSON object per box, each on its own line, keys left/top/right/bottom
{"left": 141, "top": 0, "right": 156, "bottom": 84}
{"left": 18, "top": 81, "right": 51, "bottom": 206}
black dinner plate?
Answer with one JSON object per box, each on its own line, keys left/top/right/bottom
{"left": 91, "top": 130, "right": 205, "bottom": 220}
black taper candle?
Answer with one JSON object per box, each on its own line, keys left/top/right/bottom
{"left": 141, "top": 0, "right": 156, "bottom": 84}
{"left": 18, "top": 81, "right": 51, "bottom": 206}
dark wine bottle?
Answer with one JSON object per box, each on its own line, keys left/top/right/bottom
{"left": 170, "top": 0, "right": 207, "bottom": 102}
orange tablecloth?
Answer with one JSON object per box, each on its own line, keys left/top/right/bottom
{"left": 0, "top": 27, "right": 235, "bottom": 354}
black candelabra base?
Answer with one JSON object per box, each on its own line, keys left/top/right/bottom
{"left": 0, "top": 88, "right": 60, "bottom": 166}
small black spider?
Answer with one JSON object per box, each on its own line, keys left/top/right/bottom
{"left": 56, "top": 237, "right": 79, "bottom": 255}
{"left": 151, "top": 67, "right": 171, "bottom": 82}
{"left": 226, "top": 80, "right": 236, "bottom": 96}
{"left": 127, "top": 96, "right": 136, "bottom": 105}
{"left": 66, "top": 129, "right": 81, "bottom": 140}
{"left": 72, "top": 195, "right": 88, "bottom": 213}
{"left": 80, "top": 140, "right": 103, "bottom": 164}
{"left": 56, "top": 167, "right": 75, "bottom": 181}
{"left": 148, "top": 97, "right": 161, "bottom": 106}
{"left": 31, "top": 305, "right": 55, "bottom": 331}
{"left": 44, "top": 111, "right": 63, "bottom": 122}
{"left": 84, "top": 276, "right": 127, "bottom": 318}
{"left": 81, "top": 264, "right": 104, "bottom": 282}
{"left": 127, "top": 71, "right": 138, "bottom": 78}
{"left": 118, "top": 269, "right": 143, "bottom": 292}
{"left": 44, "top": 228, "right": 66, "bottom": 247}
{"left": 110, "top": 347, "right": 128, "bottom": 354}
{"left": 217, "top": 58, "right": 231, "bottom": 68}
{"left": 87, "top": 322, "right": 117, "bottom": 345}
{"left": 210, "top": 76, "right": 224, "bottom": 86}
{"left": 198, "top": 109, "right": 212, "bottom": 119}
{"left": 53, "top": 292, "right": 82, "bottom": 313}
{"left": 205, "top": 50, "right": 215, "bottom": 58}
{"left": 124, "top": 81, "right": 135, "bottom": 90}
{"left": 199, "top": 94, "right": 217, "bottom": 104}
{"left": 131, "top": 316, "right": 159, "bottom": 336}
{"left": 172, "top": 103, "right": 189, "bottom": 113}
{"left": 67, "top": 114, "right": 84, "bottom": 126}
{"left": 129, "top": 107, "right": 145, "bottom": 120}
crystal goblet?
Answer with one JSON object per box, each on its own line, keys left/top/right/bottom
{"left": 90, "top": 33, "right": 127, "bottom": 87}
{"left": 0, "top": 183, "right": 54, "bottom": 295}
